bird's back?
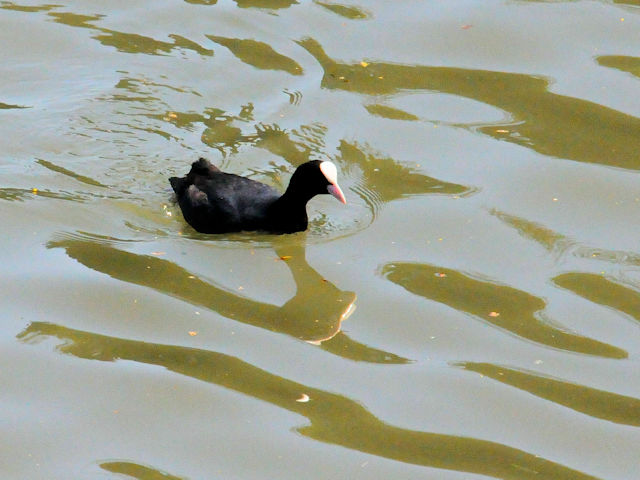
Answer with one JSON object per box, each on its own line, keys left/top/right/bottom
{"left": 170, "top": 158, "right": 281, "bottom": 233}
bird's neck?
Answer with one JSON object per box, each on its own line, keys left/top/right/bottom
{"left": 268, "top": 192, "right": 310, "bottom": 233}
{"left": 281, "top": 178, "right": 317, "bottom": 204}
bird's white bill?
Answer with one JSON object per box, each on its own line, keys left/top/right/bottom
{"left": 327, "top": 183, "right": 347, "bottom": 204}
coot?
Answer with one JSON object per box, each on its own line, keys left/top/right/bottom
{"left": 169, "top": 158, "right": 346, "bottom": 233}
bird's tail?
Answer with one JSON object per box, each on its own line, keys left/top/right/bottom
{"left": 169, "top": 176, "right": 185, "bottom": 194}
{"left": 190, "top": 157, "right": 220, "bottom": 175}
{"left": 169, "top": 158, "right": 220, "bottom": 194}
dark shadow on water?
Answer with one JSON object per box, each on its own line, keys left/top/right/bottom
{"left": 381, "top": 262, "right": 627, "bottom": 359}
{"left": 297, "top": 37, "right": 640, "bottom": 170}
{"left": 457, "top": 362, "right": 640, "bottom": 427}
{"left": 47, "top": 233, "right": 407, "bottom": 363}
{"left": 19, "top": 322, "right": 603, "bottom": 480}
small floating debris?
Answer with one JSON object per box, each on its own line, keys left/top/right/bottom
{"left": 296, "top": 394, "right": 310, "bottom": 403}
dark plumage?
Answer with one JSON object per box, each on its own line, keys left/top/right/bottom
{"left": 169, "top": 158, "right": 346, "bottom": 234}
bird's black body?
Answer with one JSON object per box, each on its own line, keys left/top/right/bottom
{"left": 169, "top": 158, "right": 345, "bottom": 234}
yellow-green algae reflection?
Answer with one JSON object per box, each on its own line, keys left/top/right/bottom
{"left": 457, "top": 362, "right": 640, "bottom": 427}
{"left": 100, "top": 461, "right": 183, "bottom": 480}
{"left": 36, "top": 159, "right": 111, "bottom": 188}
{"left": 313, "top": 1, "right": 370, "bottom": 19}
{"left": 47, "top": 12, "right": 213, "bottom": 57}
{"left": 150, "top": 98, "right": 472, "bottom": 218}
{"left": 381, "top": 262, "right": 626, "bottom": 358}
{"left": 492, "top": 210, "right": 640, "bottom": 322}
{"left": 597, "top": 55, "right": 640, "bottom": 79}
{"left": 0, "top": 101, "right": 28, "bottom": 109}
{"left": 232, "top": 0, "right": 298, "bottom": 9}
{"left": 553, "top": 273, "right": 640, "bottom": 325}
{"left": 0, "top": 187, "right": 83, "bottom": 203}
{"left": 298, "top": 38, "right": 640, "bottom": 170}
{"left": 491, "top": 209, "right": 573, "bottom": 256}
{"left": 19, "top": 322, "right": 601, "bottom": 480}
{"left": 47, "top": 234, "right": 408, "bottom": 364}
{"left": 206, "top": 36, "right": 303, "bottom": 75}
{"left": 0, "top": 158, "right": 124, "bottom": 203}
{"left": 150, "top": 101, "right": 471, "bottom": 205}
{"left": 492, "top": 209, "right": 640, "bottom": 268}
{"left": 0, "top": 2, "right": 58, "bottom": 12}
{"left": 145, "top": 100, "right": 471, "bottom": 220}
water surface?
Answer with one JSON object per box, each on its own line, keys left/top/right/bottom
{"left": 1, "top": 1, "right": 639, "bottom": 479}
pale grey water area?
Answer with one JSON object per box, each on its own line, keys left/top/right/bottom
{"left": 1, "top": 1, "right": 640, "bottom": 479}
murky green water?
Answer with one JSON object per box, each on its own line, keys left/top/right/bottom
{"left": 2, "top": 1, "right": 639, "bottom": 479}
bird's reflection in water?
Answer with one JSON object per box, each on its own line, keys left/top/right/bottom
{"left": 47, "top": 233, "right": 408, "bottom": 364}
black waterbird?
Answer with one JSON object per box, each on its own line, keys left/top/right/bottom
{"left": 169, "top": 158, "right": 346, "bottom": 233}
